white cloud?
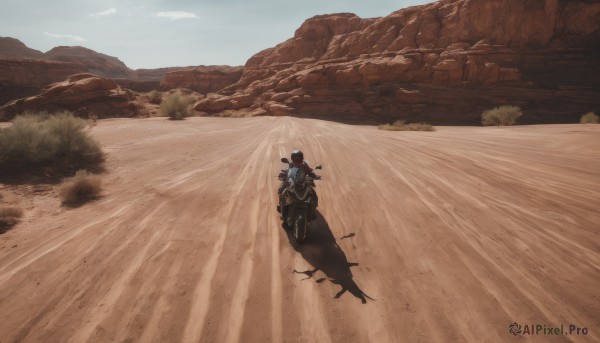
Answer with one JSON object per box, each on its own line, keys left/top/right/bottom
{"left": 43, "top": 32, "right": 87, "bottom": 42}
{"left": 153, "top": 11, "right": 199, "bottom": 20}
{"left": 91, "top": 8, "right": 117, "bottom": 16}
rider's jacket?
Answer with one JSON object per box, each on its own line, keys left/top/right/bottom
{"left": 291, "top": 161, "right": 313, "bottom": 173}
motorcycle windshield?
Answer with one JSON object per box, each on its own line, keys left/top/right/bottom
{"left": 288, "top": 166, "right": 306, "bottom": 185}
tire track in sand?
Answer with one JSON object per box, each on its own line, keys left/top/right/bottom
{"left": 69, "top": 203, "right": 170, "bottom": 342}
{"left": 182, "top": 123, "right": 279, "bottom": 342}
{"left": 224, "top": 122, "right": 283, "bottom": 343}
{"left": 0, "top": 203, "right": 134, "bottom": 286}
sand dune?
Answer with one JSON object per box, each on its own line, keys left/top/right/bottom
{"left": 0, "top": 117, "right": 598, "bottom": 342}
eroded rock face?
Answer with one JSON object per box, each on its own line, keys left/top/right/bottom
{"left": 112, "top": 79, "right": 161, "bottom": 93}
{"left": 160, "top": 66, "right": 243, "bottom": 93}
{"left": 0, "top": 58, "right": 87, "bottom": 106}
{"left": 0, "top": 74, "right": 148, "bottom": 120}
{"left": 201, "top": 0, "right": 600, "bottom": 124}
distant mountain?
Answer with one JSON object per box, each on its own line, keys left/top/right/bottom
{"left": 0, "top": 37, "right": 129, "bottom": 78}
{"left": 0, "top": 38, "right": 243, "bottom": 106}
{"left": 44, "top": 46, "right": 130, "bottom": 78}
{"left": 0, "top": 37, "right": 44, "bottom": 59}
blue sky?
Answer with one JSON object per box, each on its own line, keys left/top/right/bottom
{"left": 0, "top": 0, "right": 433, "bottom": 69}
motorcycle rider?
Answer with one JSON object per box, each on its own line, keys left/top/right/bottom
{"left": 290, "top": 150, "right": 319, "bottom": 178}
{"left": 278, "top": 150, "right": 319, "bottom": 220}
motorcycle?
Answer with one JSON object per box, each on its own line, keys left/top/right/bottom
{"left": 277, "top": 157, "right": 322, "bottom": 243}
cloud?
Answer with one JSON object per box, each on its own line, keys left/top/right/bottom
{"left": 90, "top": 8, "right": 117, "bottom": 16}
{"left": 153, "top": 11, "right": 199, "bottom": 20}
{"left": 43, "top": 32, "right": 87, "bottom": 42}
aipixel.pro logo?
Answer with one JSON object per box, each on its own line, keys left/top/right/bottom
{"left": 509, "top": 322, "right": 589, "bottom": 336}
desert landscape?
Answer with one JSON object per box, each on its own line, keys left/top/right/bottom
{"left": 0, "top": 117, "right": 599, "bottom": 342}
{"left": 1, "top": 0, "right": 599, "bottom": 342}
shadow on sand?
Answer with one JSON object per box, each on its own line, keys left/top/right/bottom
{"left": 283, "top": 210, "right": 374, "bottom": 304}
{"left": 0, "top": 162, "right": 106, "bottom": 185}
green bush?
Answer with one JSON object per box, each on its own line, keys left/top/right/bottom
{"left": 378, "top": 120, "right": 435, "bottom": 131}
{"left": 481, "top": 105, "right": 522, "bottom": 126}
{"left": 0, "top": 111, "right": 103, "bottom": 171}
{"left": 160, "top": 90, "right": 195, "bottom": 120}
{"left": 580, "top": 112, "right": 599, "bottom": 124}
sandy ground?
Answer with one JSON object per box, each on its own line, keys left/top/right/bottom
{"left": 0, "top": 117, "right": 599, "bottom": 343}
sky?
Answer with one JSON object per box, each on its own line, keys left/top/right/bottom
{"left": 0, "top": 0, "right": 433, "bottom": 69}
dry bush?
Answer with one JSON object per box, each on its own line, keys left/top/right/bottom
{"left": 148, "top": 90, "right": 163, "bottom": 104}
{"left": 378, "top": 120, "right": 435, "bottom": 131}
{"left": 0, "top": 206, "right": 23, "bottom": 221}
{"left": 60, "top": 170, "right": 102, "bottom": 204}
{"left": 0, "top": 206, "right": 23, "bottom": 230}
{"left": 481, "top": 105, "right": 522, "bottom": 126}
{"left": 160, "top": 90, "right": 195, "bottom": 120}
{"left": 0, "top": 111, "right": 103, "bottom": 171}
{"left": 580, "top": 112, "right": 599, "bottom": 124}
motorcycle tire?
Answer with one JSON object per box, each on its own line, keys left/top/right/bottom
{"left": 294, "top": 209, "right": 308, "bottom": 243}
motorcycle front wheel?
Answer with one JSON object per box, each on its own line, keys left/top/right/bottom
{"left": 294, "top": 208, "right": 308, "bottom": 243}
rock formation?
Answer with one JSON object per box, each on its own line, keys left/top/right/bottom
{"left": 0, "top": 58, "right": 87, "bottom": 106}
{"left": 0, "top": 37, "right": 243, "bottom": 105}
{"left": 195, "top": 0, "right": 600, "bottom": 124}
{"left": 2, "top": 0, "right": 599, "bottom": 123}
{"left": 0, "top": 73, "right": 147, "bottom": 120}
{"left": 43, "top": 46, "right": 130, "bottom": 78}
{"left": 160, "top": 66, "right": 244, "bottom": 94}
{"left": 0, "top": 38, "right": 133, "bottom": 104}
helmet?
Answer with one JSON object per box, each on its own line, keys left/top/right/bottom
{"left": 291, "top": 150, "right": 304, "bottom": 162}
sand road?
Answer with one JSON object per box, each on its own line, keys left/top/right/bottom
{"left": 0, "top": 117, "right": 598, "bottom": 342}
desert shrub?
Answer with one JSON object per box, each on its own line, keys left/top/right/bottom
{"left": 580, "top": 112, "right": 599, "bottom": 124}
{"left": 45, "top": 113, "right": 102, "bottom": 161}
{"left": 378, "top": 120, "right": 435, "bottom": 131}
{"left": 481, "top": 105, "right": 522, "bottom": 126}
{"left": 60, "top": 170, "right": 102, "bottom": 204}
{"left": 148, "top": 90, "right": 163, "bottom": 104}
{"left": 0, "top": 114, "right": 56, "bottom": 163}
{"left": 160, "top": 90, "right": 195, "bottom": 120}
{"left": 0, "top": 111, "right": 103, "bottom": 171}
{"left": 0, "top": 206, "right": 23, "bottom": 230}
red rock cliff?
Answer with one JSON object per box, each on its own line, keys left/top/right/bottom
{"left": 0, "top": 58, "right": 87, "bottom": 106}
{"left": 196, "top": 0, "right": 600, "bottom": 124}
{"left": 0, "top": 73, "right": 147, "bottom": 120}
{"left": 160, "top": 66, "right": 244, "bottom": 93}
